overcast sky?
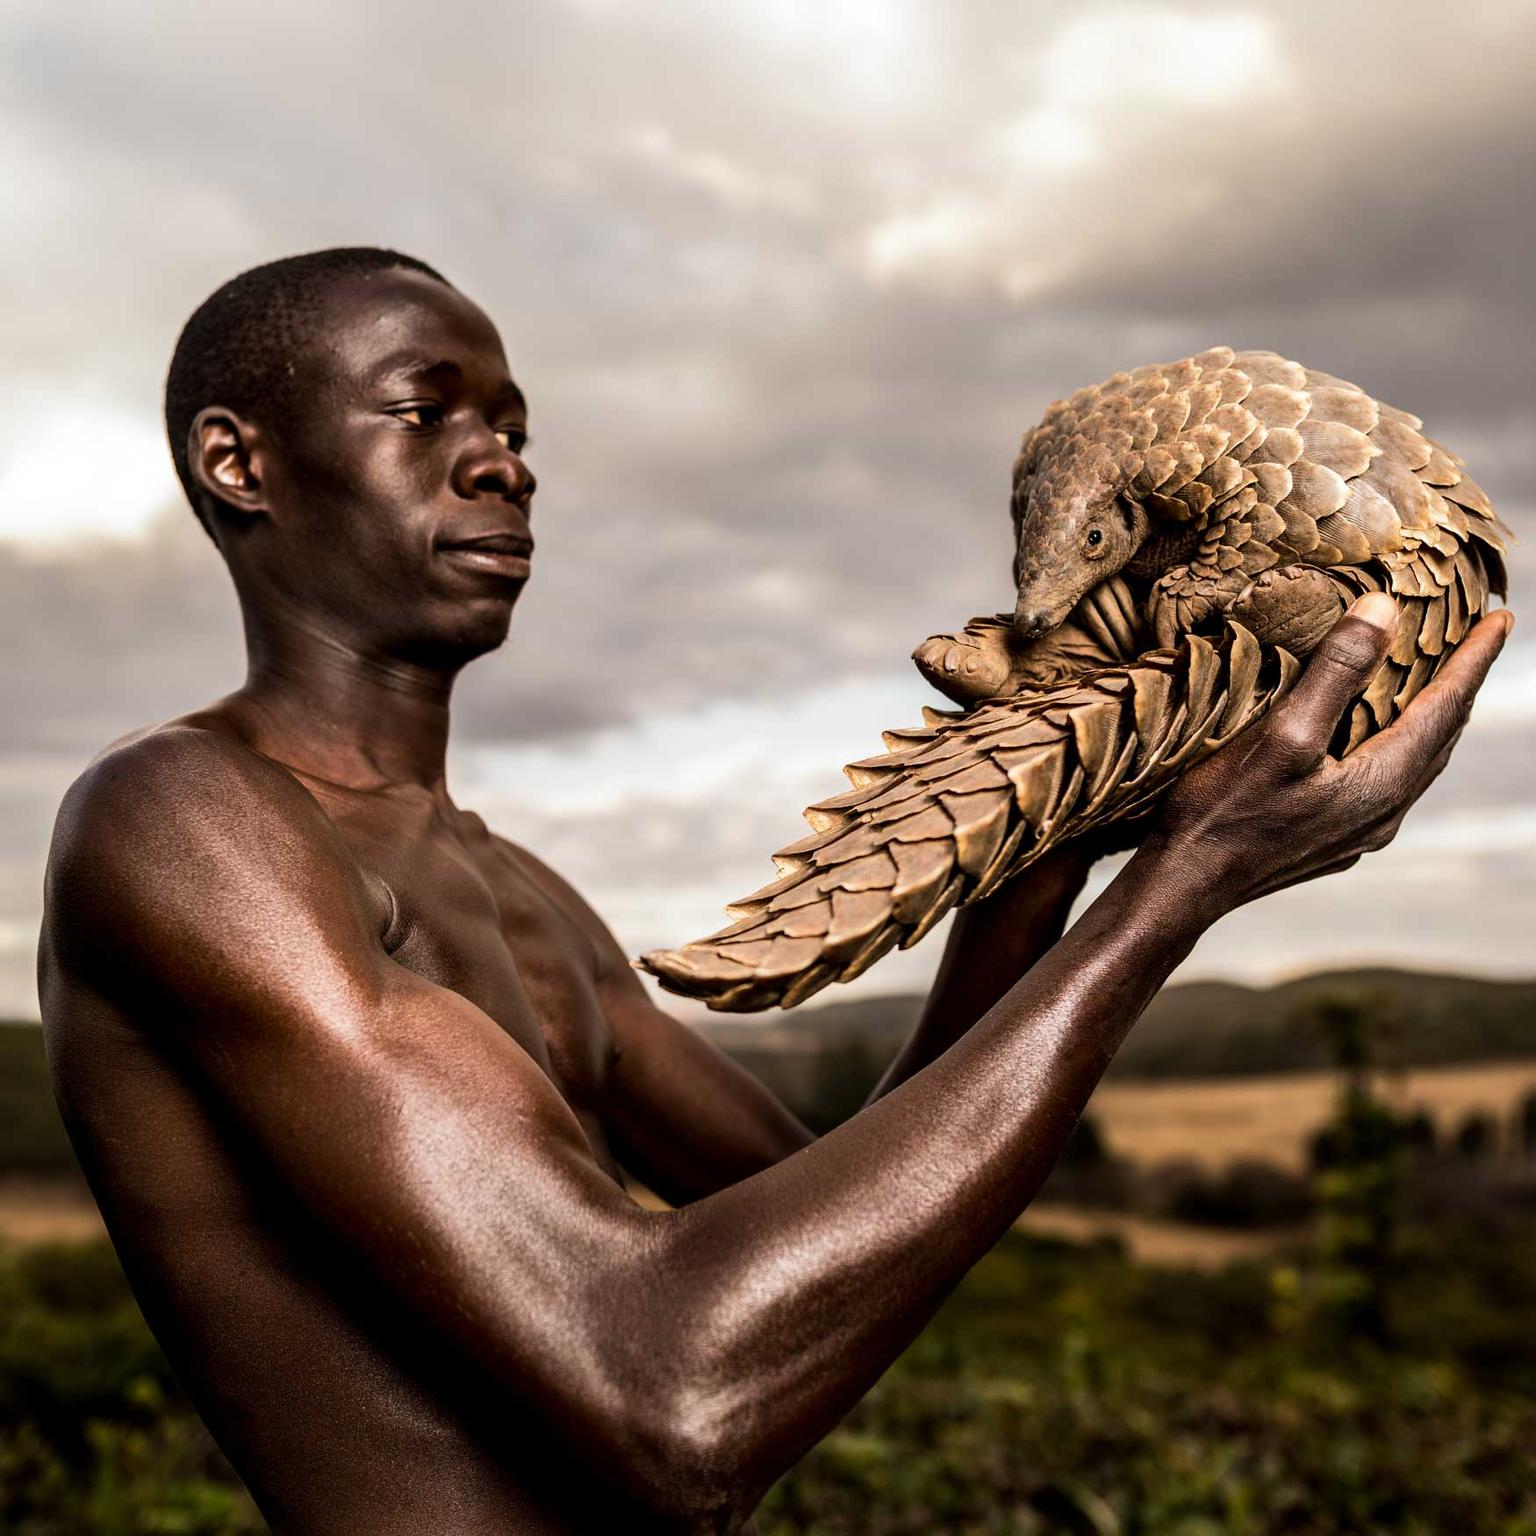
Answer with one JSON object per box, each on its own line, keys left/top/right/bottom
{"left": 2, "top": 0, "right": 1533, "bottom": 1021}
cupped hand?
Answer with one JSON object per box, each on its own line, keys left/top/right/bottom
{"left": 1149, "top": 592, "right": 1513, "bottom": 914}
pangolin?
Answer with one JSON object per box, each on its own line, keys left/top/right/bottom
{"left": 641, "top": 347, "right": 1510, "bottom": 1012}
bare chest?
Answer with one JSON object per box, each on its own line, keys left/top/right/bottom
{"left": 317, "top": 791, "right": 618, "bottom": 1160}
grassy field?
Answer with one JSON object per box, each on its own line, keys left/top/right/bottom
{"left": 1087, "top": 1057, "right": 1536, "bottom": 1174}
{"left": 0, "top": 1181, "right": 101, "bottom": 1246}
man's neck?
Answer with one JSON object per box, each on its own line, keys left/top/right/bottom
{"left": 231, "top": 606, "right": 457, "bottom": 797}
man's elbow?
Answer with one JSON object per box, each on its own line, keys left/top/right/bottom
{"left": 619, "top": 1379, "right": 766, "bottom": 1533}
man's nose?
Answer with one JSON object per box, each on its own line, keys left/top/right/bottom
{"left": 453, "top": 432, "right": 536, "bottom": 505}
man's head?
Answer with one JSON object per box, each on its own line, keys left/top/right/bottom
{"left": 165, "top": 247, "right": 536, "bottom": 666}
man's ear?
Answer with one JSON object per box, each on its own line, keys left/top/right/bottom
{"left": 187, "top": 407, "right": 268, "bottom": 523}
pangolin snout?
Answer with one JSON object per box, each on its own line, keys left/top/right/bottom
{"left": 1013, "top": 595, "right": 1074, "bottom": 640}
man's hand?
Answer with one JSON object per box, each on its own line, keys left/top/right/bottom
{"left": 1150, "top": 593, "right": 1512, "bottom": 913}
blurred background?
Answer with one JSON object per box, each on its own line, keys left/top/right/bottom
{"left": 2, "top": 2, "right": 1534, "bottom": 1532}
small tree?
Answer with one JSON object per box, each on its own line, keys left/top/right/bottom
{"left": 1453, "top": 1110, "right": 1496, "bottom": 1161}
{"left": 1058, "top": 1113, "right": 1108, "bottom": 1169}
{"left": 1300, "top": 991, "right": 1403, "bottom": 1345}
{"left": 1401, "top": 1108, "right": 1438, "bottom": 1159}
{"left": 1516, "top": 1090, "right": 1536, "bottom": 1160}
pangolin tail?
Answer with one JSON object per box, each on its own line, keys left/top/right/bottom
{"left": 640, "top": 623, "right": 1298, "bottom": 1012}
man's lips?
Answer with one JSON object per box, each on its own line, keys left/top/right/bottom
{"left": 437, "top": 531, "right": 534, "bottom": 557}
{"left": 436, "top": 530, "right": 535, "bottom": 578}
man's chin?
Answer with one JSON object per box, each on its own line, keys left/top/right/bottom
{"left": 457, "top": 594, "right": 520, "bottom": 656}
{"left": 415, "top": 587, "right": 522, "bottom": 666}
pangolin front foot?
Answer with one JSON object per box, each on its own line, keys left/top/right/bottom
{"left": 914, "top": 579, "right": 1148, "bottom": 706}
{"left": 1229, "top": 566, "right": 1348, "bottom": 658}
{"left": 912, "top": 615, "right": 1018, "bottom": 705}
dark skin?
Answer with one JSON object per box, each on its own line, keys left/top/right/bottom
{"left": 37, "top": 268, "right": 1511, "bottom": 1535}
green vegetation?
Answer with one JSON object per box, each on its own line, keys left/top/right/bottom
{"left": 758, "top": 1212, "right": 1536, "bottom": 1536}
{"left": 5, "top": 988, "right": 1535, "bottom": 1532}
{"left": 1302, "top": 992, "right": 1405, "bottom": 1341}
{"left": 757, "top": 985, "right": 1536, "bottom": 1533}
{"left": 0, "top": 1242, "right": 262, "bottom": 1535}
{"left": 0, "top": 1024, "right": 80, "bottom": 1181}
{"left": 4, "top": 1211, "right": 1535, "bottom": 1535}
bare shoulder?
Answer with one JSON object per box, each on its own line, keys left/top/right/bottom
{"left": 51, "top": 720, "right": 334, "bottom": 881}
{"left": 44, "top": 721, "right": 377, "bottom": 1000}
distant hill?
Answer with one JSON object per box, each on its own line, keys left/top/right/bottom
{"left": 0, "top": 1022, "right": 80, "bottom": 1180}
{"left": 1112, "top": 969, "right": 1536, "bottom": 1079}
{"left": 700, "top": 969, "right": 1536, "bottom": 1123}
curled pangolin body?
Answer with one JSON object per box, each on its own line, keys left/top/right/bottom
{"left": 641, "top": 349, "right": 1510, "bottom": 1012}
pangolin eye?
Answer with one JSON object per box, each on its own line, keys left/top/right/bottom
{"left": 1085, "top": 528, "right": 1104, "bottom": 549}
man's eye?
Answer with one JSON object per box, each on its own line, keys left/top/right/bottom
{"left": 390, "top": 403, "right": 442, "bottom": 428}
{"left": 496, "top": 428, "right": 529, "bottom": 454}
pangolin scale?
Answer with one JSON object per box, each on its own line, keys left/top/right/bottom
{"left": 640, "top": 348, "right": 1510, "bottom": 1012}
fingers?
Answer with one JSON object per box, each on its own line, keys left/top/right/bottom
{"left": 1420, "top": 726, "right": 1464, "bottom": 790}
{"left": 1260, "top": 593, "right": 1398, "bottom": 768}
{"left": 1355, "top": 610, "right": 1513, "bottom": 784}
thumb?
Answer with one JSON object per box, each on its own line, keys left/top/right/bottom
{"left": 1262, "top": 592, "right": 1397, "bottom": 765}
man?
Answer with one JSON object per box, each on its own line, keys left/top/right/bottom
{"left": 38, "top": 248, "right": 1509, "bottom": 1534}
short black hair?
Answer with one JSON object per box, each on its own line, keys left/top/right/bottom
{"left": 164, "top": 246, "right": 451, "bottom": 537}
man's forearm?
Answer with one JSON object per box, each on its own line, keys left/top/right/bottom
{"left": 867, "top": 844, "right": 1094, "bottom": 1101}
{"left": 655, "top": 837, "right": 1217, "bottom": 1507}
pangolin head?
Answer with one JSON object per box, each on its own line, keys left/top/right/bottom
{"left": 1010, "top": 416, "right": 1150, "bottom": 639}
{"left": 1009, "top": 347, "right": 1276, "bottom": 640}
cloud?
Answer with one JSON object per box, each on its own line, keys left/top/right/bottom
{"left": 860, "top": 5, "right": 1293, "bottom": 296}
{"left": 0, "top": 0, "right": 1531, "bottom": 1019}
{"left": 855, "top": 0, "right": 1535, "bottom": 351}
{"left": 621, "top": 124, "right": 818, "bottom": 218}
{"left": 1468, "top": 639, "right": 1536, "bottom": 732}
{"left": 0, "top": 398, "right": 176, "bottom": 552}
{"left": 1016, "top": 8, "right": 1283, "bottom": 113}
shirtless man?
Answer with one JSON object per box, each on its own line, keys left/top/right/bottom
{"left": 38, "top": 247, "right": 1510, "bottom": 1534}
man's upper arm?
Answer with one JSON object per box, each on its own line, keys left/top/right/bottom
{"left": 45, "top": 730, "right": 666, "bottom": 1469}
{"left": 499, "top": 840, "right": 814, "bottom": 1200}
